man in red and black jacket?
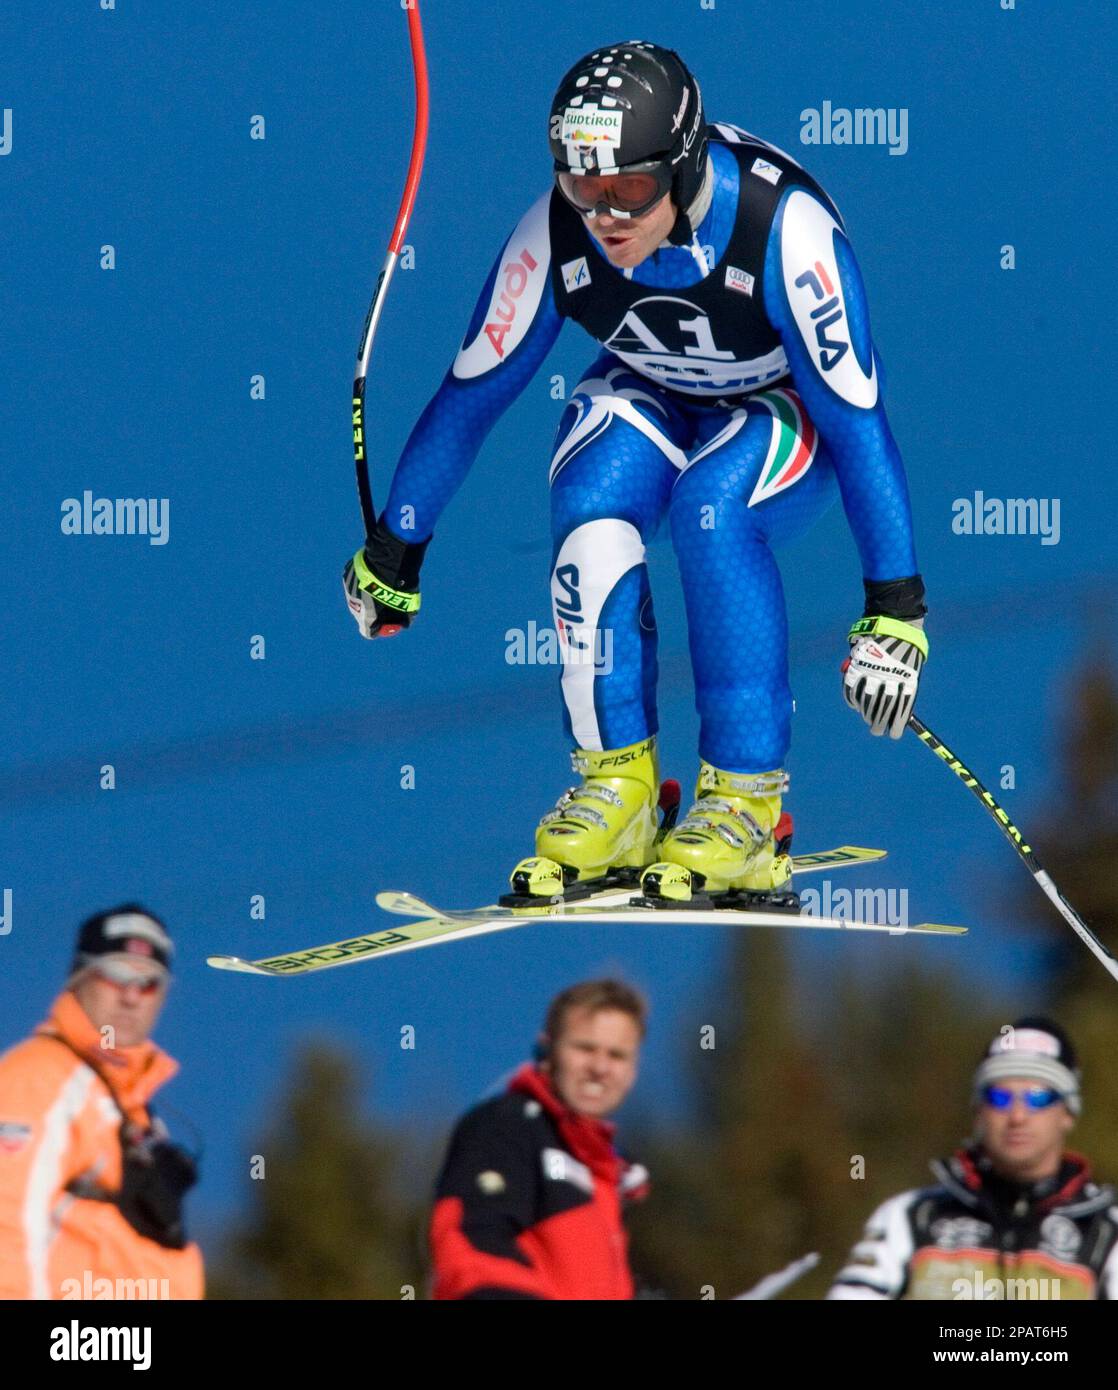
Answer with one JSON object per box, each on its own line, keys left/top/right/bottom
{"left": 430, "top": 979, "right": 650, "bottom": 1300}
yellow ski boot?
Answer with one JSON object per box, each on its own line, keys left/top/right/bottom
{"left": 505, "top": 736, "right": 673, "bottom": 904}
{"left": 640, "top": 764, "right": 795, "bottom": 906}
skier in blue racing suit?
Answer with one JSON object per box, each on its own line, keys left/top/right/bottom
{"left": 343, "top": 40, "right": 928, "bottom": 905}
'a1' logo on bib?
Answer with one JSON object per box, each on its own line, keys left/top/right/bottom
{"left": 604, "top": 296, "right": 735, "bottom": 363}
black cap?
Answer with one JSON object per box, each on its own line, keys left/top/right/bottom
{"left": 70, "top": 903, "right": 174, "bottom": 979}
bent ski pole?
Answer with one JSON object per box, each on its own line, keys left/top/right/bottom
{"left": 352, "top": 0, "right": 430, "bottom": 539}
{"left": 908, "top": 715, "right": 1118, "bottom": 983}
{"left": 734, "top": 1251, "right": 820, "bottom": 1300}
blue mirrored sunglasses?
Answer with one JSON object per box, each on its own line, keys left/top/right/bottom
{"left": 982, "top": 1084, "right": 1061, "bottom": 1111}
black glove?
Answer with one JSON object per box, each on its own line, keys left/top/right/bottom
{"left": 343, "top": 515, "right": 431, "bottom": 640}
{"left": 118, "top": 1133, "right": 199, "bottom": 1250}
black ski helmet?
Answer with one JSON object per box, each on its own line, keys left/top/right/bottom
{"left": 548, "top": 41, "right": 708, "bottom": 240}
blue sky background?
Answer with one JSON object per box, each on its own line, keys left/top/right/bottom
{"left": 2, "top": 0, "right": 1114, "bottom": 1247}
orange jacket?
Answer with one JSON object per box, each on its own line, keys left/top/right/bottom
{"left": 0, "top": 991, "right": 204, "bottom": 1299}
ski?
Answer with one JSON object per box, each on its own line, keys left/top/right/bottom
{"left": 376, "top": 845, "right": 887, "bottom": 924}
{"left": 208, "top": 898, "right": 965, "bottom": 979}
{"left": 375, "top": 892, "right": 964, "bottom": 934}
{"left": 375, "top": 887, "right": 633, "bottom": 924}
{"left": 786, "top": 845, "right": 886, "bottom": 871}
{"left": 207, "top": 914, "right": 524, "bottom": 977}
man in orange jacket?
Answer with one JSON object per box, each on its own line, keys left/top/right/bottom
{"left": 0, "top": 904, "right": 204, "bottom": 1299}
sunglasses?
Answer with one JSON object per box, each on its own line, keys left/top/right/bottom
{"left": 982, "top": 1085, "right": 1061, "bottom": 1111}
{"left": 93, "top": 962, "right": 167, "bottom": 995}
{"left": 555, "top": 164, "right": 673, "bottom": 220}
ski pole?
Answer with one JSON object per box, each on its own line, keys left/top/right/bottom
{"left": 733, "top": 1251, "right": 820, "bottom": 1300}
{"left": 352, "top": 0, "right": 430, "bottom": 540}
{"left": 908, "top": 715, "right": 1118, "bottom": 983}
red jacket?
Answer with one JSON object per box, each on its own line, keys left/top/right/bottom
{"left": 430, "top": 1064, "right": 649, "bottom": 1300}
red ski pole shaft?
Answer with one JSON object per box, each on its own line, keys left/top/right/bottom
{"left": 352, "top": 0, "right": 430, "bottom": 540}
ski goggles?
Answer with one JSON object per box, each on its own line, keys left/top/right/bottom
{"left": 981, "top": 1085, "right": 1062, "bottom": 1111}
{"left": 93, "top": 959, "right": 168, "bottom": 994}
{"left": 555, "top": 163, "right": 673, "bottom": 220}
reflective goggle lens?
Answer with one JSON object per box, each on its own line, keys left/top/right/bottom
{"left": 557, "top": 170, "right": 666, "bottom": 216}
{"left": 982, "top": 1085, "right": 1061, "bottom": 1111}
{"left": 95, "top": 961, "right": 166, "bottom": 993}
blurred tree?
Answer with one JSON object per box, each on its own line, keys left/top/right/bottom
{"left": 1011, "top": 657, "right": 1118, "bottom": 1001}
{"left": 208, "top": 1041, "right": 426, "bottom": 1299}
{"left": 1008, "top": 655, "right": 1118, "bottom": 1178}
{"left": 629, "top": 933, "right": 853, "bottom": 1300}
{"left": 820, "top": 959, "right": 1005, "bottom": 1283}
{"left": 628, "top": 941, "right": 1004, "bottom": 1300}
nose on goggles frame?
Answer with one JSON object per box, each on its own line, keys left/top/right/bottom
{"left": 555, "top": 162, "right": 673, "bottom": 220}
{"left": 982, "top": 1084, "right": 1062, "bottom": 1111}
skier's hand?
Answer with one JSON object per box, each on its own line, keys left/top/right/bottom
{"left": 342, "top": 517, "right": 430, "bottom": 641}
{"left": 841, "top": 616, "right": 928, "bottom": 739}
